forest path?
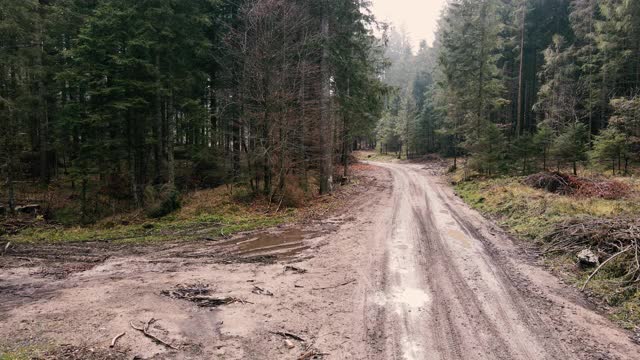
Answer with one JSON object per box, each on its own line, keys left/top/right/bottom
{"left": 367, "top": 161, "right": 639, "bottom": 360}
{"left": 1, "top": 162, "right": 639, "bottom": 359}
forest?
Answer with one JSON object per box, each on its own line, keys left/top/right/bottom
{"left": 379, "top": 0, "right": 640, "bottom": 177}
{"left": 3, "top": 0, "right": 640, "bottom": 358}
{"left": 4, "top": 0, "right": 639, "bottom": 223}
{"left": 0, "top": 0, "right": 386, "bottom": 223}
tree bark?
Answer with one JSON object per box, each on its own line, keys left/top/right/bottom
{"left": 516, "top": 0, "right": 526, "bottom": 137}
{"left": 167, "top": 90, "right": 175, "bottom": 186}
{"left": 7, "top": 158, "right": 15, "bottom": 213}
{"left": 37, "top": 6, "right": 50, "bottom": 184}
{"left": 319, "top": 1, "right": 333, "bottom": 195}
{"left": 155, "top": 53, "right": 165, "bottom": 183}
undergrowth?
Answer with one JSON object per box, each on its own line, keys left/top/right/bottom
{"left": 6, "top": 185, "right": 297, "bottom": 245}
{"left": 353, "top": 150, "right": 404, "bottom": 162}
{"left": 455, "top": 175, "right": 640, "bottom": 328}
{"left": 4, "top": 169, "right": 360, "bottom": 245}
{"left": 0, "top": 345, "right": 47, "bottom": 360}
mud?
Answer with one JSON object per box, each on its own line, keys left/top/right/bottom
{"left": 1, "top": 163, "right": 639, "bottom": 359}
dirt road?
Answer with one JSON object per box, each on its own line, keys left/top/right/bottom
{"left": 1, "top": 162, "right": 639, "bottom": 359}
{"left": 368, "top": 162, "right": 639, "bottom": 359}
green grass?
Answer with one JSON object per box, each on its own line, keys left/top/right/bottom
{"left": 455, "top": 175, "right": 640, "bottom": 328}
{"left": 0, "top": 345, "right": 47, "bottom": 360}
{"left": 353, "top": 150, "right": 404, "bottom": 162}
{"left": 7, "top": 186, "right": 295, "bottom": 245}
{"left": 9, "top": 211, "right": 291, "bottom": 245}
{"left": 455, "top": 177, "right": 640, "bottom": 240}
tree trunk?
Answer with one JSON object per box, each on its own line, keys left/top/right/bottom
{"left": 319, "top": 1, "right": 333, "bottom": 195}
{"left": 155, "top": 54, "right": 165, "bottom": 183}
{"left": 7, "top": 160, "right": 15, "bottom": 213}
{"left": 476, "top": 1, "right": 488, "bottom": 131}
{"left": 81, "top": 177, "right": 88, "bottom": 223}
{"left": 36, "top": 3, "right": 50, "bottom": 185}
{"left": 516, "top": 1, "right": 526, "bottom": 137}
{"left": 167, "top": 90, "right": 175, "bottom": 186}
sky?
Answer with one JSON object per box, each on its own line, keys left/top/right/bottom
{"left": 370, "top": 0, "right": 448, "bottom": 50}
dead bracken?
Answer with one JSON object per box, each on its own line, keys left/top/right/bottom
{"left": 523, "top": 172, "right": 631, "bottom": 200}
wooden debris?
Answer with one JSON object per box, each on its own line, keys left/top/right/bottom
{"left": 161, "top": 283, "right": 249, "bottom": 307}
{"left": 524, "top": 172, "right": 630, "bottom": 199}
{"left": 270, "top": 331, "right": 306, "bottom": 342}
{"left": 545, "top": 217, "right": 640, "bottom": 291}
{"left": 2, "top": 242, "right": 10, "bottom": 256}
{"left": 110, "top": 332, "right": 126, "bottom": 348}
{"left": 15, "top": 204, "right": 41, "bottom": 214}
{"left": 252, "top": 285, "right": 274, "bottom": 296}
{"left": 312, "top": 279, "right": 356, "bottom": 291}
{"left": 582, "top": 246, "right": 632, "bottom": 291}
{"left": 130, "top": 318, "right": 179, "bottom": 350}
{"left": 297, "top": 345, "right": 328, "bottom": 360}
{"left": 523, "top": 172, "right": 572, "bottom": 194}
{"left": 285, "top": 265, "right": 308, "bottom": 274}
{"left": 284, "top": 339, "right": 295, "bottom": 349}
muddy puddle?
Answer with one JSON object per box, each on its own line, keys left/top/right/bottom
{"left": 219, "top": 228, "right": 321, "bottom": 260}
{"left": 446, "top": 229, "right": 471, "bottom": 249}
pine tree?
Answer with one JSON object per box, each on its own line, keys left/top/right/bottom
{"left": 590, "top": 127, "right": 629, "bottom": 174}
{"left": 551, "top": 122, "right": 589, "bottom": 175}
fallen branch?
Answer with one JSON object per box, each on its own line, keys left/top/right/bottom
{"left": 312, "top": 279, "right": 356, "bottom": 291}
{"left": 285, "top": 265, "right": 307, "bottom": 274}
{"left": 252, "top": 286, "right": 274, "bottom": 296}
{"left": 582, "top": 246, "right": 632, "bottom": 291}
{"left": 161, "top": 283, "right": 251, "bottom": 307}
{"left": 270, "top": 331, "right": 306, "bottom": 342}
{"left": 298, "top": 350, "right": 329, "bottom": 360}
{"left": 130, "top": 318, "right": 179, "bottom": 350}
{"left": 110, "top": 332, "right": 126, "bottom": 348}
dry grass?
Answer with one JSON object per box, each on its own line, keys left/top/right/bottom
{"left": 455, "top": 174, "right": 640, "bottom": 328}
{"left": 3, "top": 166, "right": 375, "bottom": 245}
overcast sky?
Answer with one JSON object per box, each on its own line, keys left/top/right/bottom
{"left": 371, "top": 0, "right": 447, "bottom": 50}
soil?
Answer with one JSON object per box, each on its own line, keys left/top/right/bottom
{"left": 1, "top": 162, "right": 639, "bottom": 359}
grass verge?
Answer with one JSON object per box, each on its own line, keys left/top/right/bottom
{"left": 454, "top": 175, "right": 640, "bottom": 329}
{"left": 5, "top": 186, "right": 299, "bottom": 245}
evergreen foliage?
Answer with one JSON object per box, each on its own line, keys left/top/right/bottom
{"left": 0, "top": 0, "right": 386, "bottom": 218}
{"left": 378, "top": 0, "right": 640, "bottom": 177}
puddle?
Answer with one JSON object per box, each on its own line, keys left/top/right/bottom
{"left": 220, "top": 228, "right": 320, "bottom": 259}
{"left": 447, "top": 229, "right": 471, "bottom": 249}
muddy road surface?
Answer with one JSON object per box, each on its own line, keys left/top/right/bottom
{"left": 1, "top": 162, "right": 639, "bottom": 359}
